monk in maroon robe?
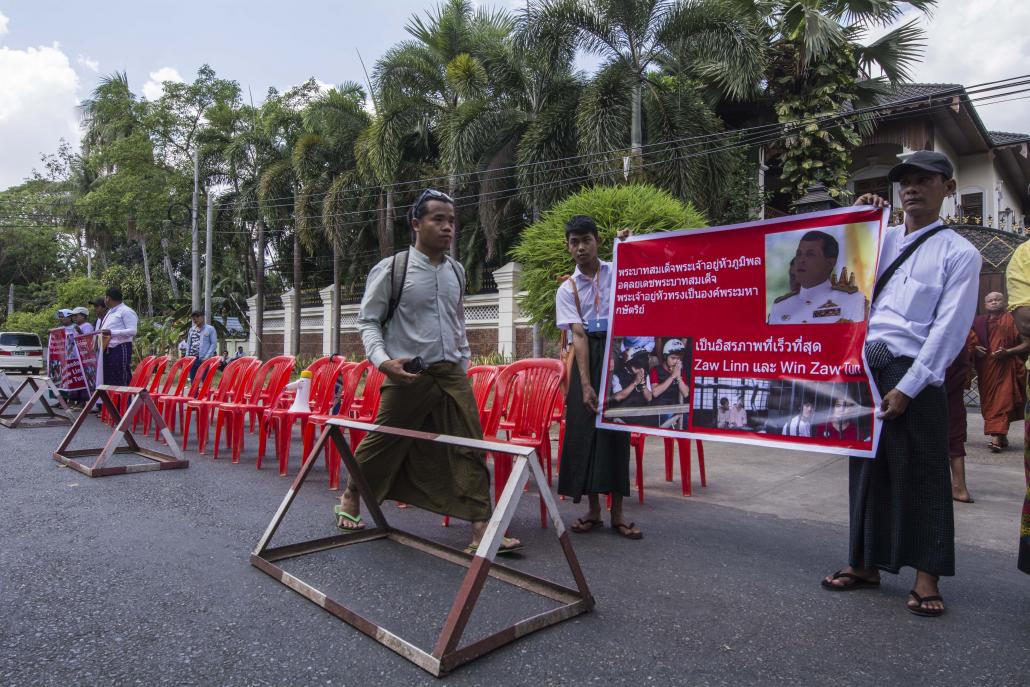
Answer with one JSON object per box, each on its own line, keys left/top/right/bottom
{"left": 971, "top": 292, "right": 1029, "bottom": 452}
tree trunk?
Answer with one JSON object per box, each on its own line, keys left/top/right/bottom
{"left": 254, "top": 220, "right": 265, "bottom": 359}
{"left": 448, "top": 175, "right": 459, "bottom": 260}
{"left": 7, "top": 283, "right": 14, "bottom": 316}
{"left": 160, "top": 238, "right": 180, "bottom": 300}
{"left": 331, "top": 244, "right": 341, "bottom": 356}
{"left": 139, "top": 236, "right": 154, "bottom": 318}
{"left": 291, "top": 229, "right": 301, "bottom": 357}
{"left": 376, "top": 189, "right": 393, "bottom": 258}
{"left": 630, "top": 78, "right": 643, "bottom": 175}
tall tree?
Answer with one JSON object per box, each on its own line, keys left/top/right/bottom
{"left": 375, "top": 0, "right": 514, "bottom": 260}
{"left": 757, "top": 0, "right": 936, "bottom": 199}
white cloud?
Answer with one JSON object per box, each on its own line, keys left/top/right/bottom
{"left": 142, "top": 66, "right": 184, "bottom": 100}
{"left": 0, "top": 41, "right": 80, "bottom": 189}
{"left": 0, "top": 11, "right": 9, "bottom": 36}
{"left": 870, "top": 0, "right": 1030, "bottom": 134}
{"left": 76, "top": 54, "right": 99, "bottom": 73}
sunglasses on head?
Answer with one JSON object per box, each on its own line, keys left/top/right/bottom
{"left": 410, "top": 188, "right": 455, "bottom": 220}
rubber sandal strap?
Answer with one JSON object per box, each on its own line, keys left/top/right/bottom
{"left": 333, "top": 505, "right": 362, "bottom": 524}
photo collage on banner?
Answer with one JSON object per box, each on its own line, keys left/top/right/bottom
{"left": 598, "top": 206, "right": 889, "bottom": 457}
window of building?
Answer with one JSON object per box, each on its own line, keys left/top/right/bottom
{"left": 853, "top": 177, "right": 890, "bottom": 202}
{"left": 961, "top": 192, "right": 984, "bottom": 224}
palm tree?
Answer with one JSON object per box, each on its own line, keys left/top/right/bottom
{"left": 293, "top": 84, "right": 372, "bottom": 351}
{"left": 755, "top": 0, "right": 937, "bottom": 198}
{"left": 375, "top": 0, "right": 515, "bottom": 260}
{"left": 532, "top": 0, "right": 764, "bottom": 169}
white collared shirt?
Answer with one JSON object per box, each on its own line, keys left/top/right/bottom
{"left": 768, "top": 279, "right": 866, "bottom": 324}
{"left": 357, "top": 247, "right": 470, "bottom": 370}
{"left": 867, "top": 219, "right": 981, "bottom": 398}
{"left": 100, "top": 302, "right": 139, "bottom": 347}
{"left": 555, "top": 259, "right": 613, "bottom": 330}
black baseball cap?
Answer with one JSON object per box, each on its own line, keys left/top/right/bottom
{"left": 89, "top": 298, "right": 106, "bottom": 307}
{"left": 887, "top": 150, "right": 953, "bottom": 182}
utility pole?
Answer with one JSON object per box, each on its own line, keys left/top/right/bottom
{"left": 204, "top": 190, "right": 214, "bottom": 323}
{"left": 255, "top": 220, "right": 265, "bottom": 359}
{"left": 191, "top": 149, "right": 201, "bottom": 311}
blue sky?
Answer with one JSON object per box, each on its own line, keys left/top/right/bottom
{"left": 1, "top": 0, "right": 1027, "bottom": 190}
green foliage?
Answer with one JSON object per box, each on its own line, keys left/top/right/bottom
{"left": 511, "top": 184, "right": 706, "bottom": 338}
{"left": 1, "top": 310, "right": 56, "bottom": 341}
{"left": 770, "top": 43, "right": 862, "bottom": 200}
{"left": 55, "top": 276, "right": 107, "bottom": 310}
{"left": 99, "top": 264, "right": 170, "bottom": 312}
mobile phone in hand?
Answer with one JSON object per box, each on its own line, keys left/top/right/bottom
{"left": 402, "top": 356, "right": 426, "bottom": 374}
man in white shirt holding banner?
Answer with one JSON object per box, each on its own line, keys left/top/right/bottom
{"left": 98, "top": 286, "right": 138, "bottom": 388}
{"left": 821, "top": 151, "right": 981, "bottom": 618}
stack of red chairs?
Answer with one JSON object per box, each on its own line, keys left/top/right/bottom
{"left": 138, "top": 356, "right": 195, "bottom": 437}
{"left": 103, "top": 354, "right": 166, "bottom": 425}
{"left": 483, "top": 358, "right": 565, "bottom": 528}
{"left": 182, "top": 356, "right": 257, "bottom": 453}
{"left": 257, "top": 356, "right": 347, "bottom": 476}
{"left": 154, "top": 356, "right": 221, "bottom": 440}
{"left": 213, "top": 355, "right": 294, "bottom": 463}
{"left": 303, "top": 361, "right": 368, "bottom": 489}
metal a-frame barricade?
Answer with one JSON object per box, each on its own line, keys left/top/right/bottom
{"left": 251, "top": 418, "right": 594, "bottom": 677}
{"left": 0, "top": 375, "right": 72, "bottom": 428}
{"left": 0, "top": 371, "right": 17, "bottom": 401}
{"left": 52, "top": 384, "right": 189, "bottom": 477}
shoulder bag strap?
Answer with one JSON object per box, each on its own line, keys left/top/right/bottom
{"left": 871, "top": 225, "right": 948, "bottom": 304}
{"left": 383, "top": 250, "right": 409, "bottom": 325}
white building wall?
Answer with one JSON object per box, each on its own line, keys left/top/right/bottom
{"left": 933, "top": 138, "right": 961, "bottom": 217}
{"left": 955, "top": 154, "right": 998, "bottom": 223}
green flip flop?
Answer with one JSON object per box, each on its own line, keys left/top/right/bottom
{"left": 333, "top": 505, "right": 365, "bottom": 530}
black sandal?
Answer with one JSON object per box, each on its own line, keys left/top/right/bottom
{"left": 821, "top": 570, "right": 880, "bottom": 591}
{"left": 907, "top": 590, "right": 945, "bottom": 617}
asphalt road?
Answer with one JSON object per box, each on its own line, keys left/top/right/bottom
{"left": 1, "top": 405, "right": 1027, "bottom": 686}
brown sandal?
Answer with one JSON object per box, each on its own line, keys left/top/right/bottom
{"left": 612, "top": 521, "right": 642, "bottom": 539}
{"left": 570, "top": 517, "right": 603, "bottom": 533}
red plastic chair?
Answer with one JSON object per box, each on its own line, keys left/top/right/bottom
{"left": 466, "top": 365, "right": 498, "bottom": 420}
{"left": 257, "top": 357, "right": 346, "bottom": 476}
{"left": 484, "top": 358, "right": 565, "bottom": 528}
{"left": 139, "top": 356, "right": 195, "bottom": 436}
{"left": 213, "top": 356, "right": 295, "bottom": 463}
{"left": 346, "top": 364, "right": 385, "bottom": 448}
{"left": 626, "top": 435, "right": 707, "bottom": 498}
{"left": 156, "top": 356, "right": 221, "bottom": 440}
{"left": 103, "top": 355, "right": 162, "bottom": 425}
{"left": 182, "top": 357, "right": 257, "bottom": 453}
{"left": 303, "top": 361, "right": 366, "bottom": 489}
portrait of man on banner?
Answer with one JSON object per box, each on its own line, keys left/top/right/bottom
{"left": 765, "top": 224, "right": 877, "bottom": 325}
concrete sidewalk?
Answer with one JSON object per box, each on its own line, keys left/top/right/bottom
{"left": 1, "top": 407, "right": 1026, "bottom": 686}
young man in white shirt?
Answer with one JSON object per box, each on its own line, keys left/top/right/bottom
{"left": 98, "top": 287, "right": 139, "bottom": 387}
{"left": 556, "top": 215, "right": 641, "bottom": 539}
{"left": 821, "top": 151, "right": 981, "bottom": 618}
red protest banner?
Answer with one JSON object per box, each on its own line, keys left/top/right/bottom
{"left": 47, "top": 327, "right": 95, "bottom": 392}
{"left": 598, "top": 206, "right": 888, "bottom": 457}
{"left": 46, "top": 327, "right": 66, "bottom": 388}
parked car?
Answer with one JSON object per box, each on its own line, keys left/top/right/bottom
{"left": 0, "top": 332, "right": 44, "bottom": 374}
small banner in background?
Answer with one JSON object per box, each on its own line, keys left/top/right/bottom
{"left": 598, "top": 206, "right": 889, "bottom": 458}
{"left": 46, "top": 328, "right": 97, "bottom": 394}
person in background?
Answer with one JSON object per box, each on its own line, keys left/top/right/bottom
{"left": 70, "top": 307, "right": 93, "bottom": 336}
{"left": 98, "top": 287, "right": 138, "bottom": 387}
{"left": 945, "top": 335, "right": 976, "bottom": 503}
{"left": 1002, "top": 240, "right": 1030, "bottom": 576}
{"left": 57, "top": 309, "right": 73, "bottom": 329}
{"left": 89, "top": 299, "right": 108, "bottom": 395}
{"left": 184, "top": 310, "right": 218, "bottom": 382}
{"left": 970, "top": 292, "right": 1028, "bottom": 452}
